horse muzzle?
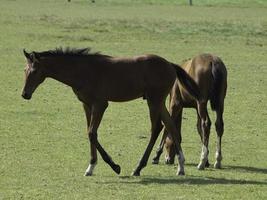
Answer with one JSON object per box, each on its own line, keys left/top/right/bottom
{"left": 21, "top": 91, "right": 32, "bottom": 100}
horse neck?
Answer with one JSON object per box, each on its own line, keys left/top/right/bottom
{"left": 44, "top": 56, "right": 85, "bottom": 89}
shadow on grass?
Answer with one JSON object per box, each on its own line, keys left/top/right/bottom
{"left": 95, "top": 163, "right": 267, "bottom": 186}
{"left": 186, "top": 162, "right": 267, "bottom": 174}
{"left": 139, "top": 176, "right": 267, "bottom": 185}
{"left": 113, "top": 175, "right": 267, "bottom": 186}
{"left": 109, "top": 162, "right": 267, "bottom": 186}
{"left": 224, "top": 165, "right": 267, "bottom": 174}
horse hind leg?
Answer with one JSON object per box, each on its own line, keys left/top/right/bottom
{"left": 151, "top": 128, "right": 165, "bottom": 165}
{"left": 214, "top": 104, "right": 224, "bottom": 169}
{"left": 160, "top": 104, "right": 185, "bottom": 175}
{"left": 197, "top": 101, "right": 211, "bottom": 170}
{"left": 132, "top": 100, "right": 163, "bottom": 176}
{"left": 197, "top": 115, "right": 210, "bottom": 168}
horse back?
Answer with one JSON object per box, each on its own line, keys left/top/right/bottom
{"left": 175, "top": 53, "right": 227, "bottom": 108}
{"left": 95, "top": 55, "right": 176, "bottom": 102}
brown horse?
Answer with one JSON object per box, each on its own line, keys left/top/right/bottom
{"left": 21, "top": 47, "right": 201, "bottom": 176}
{"left": 152, "top": 53, "right": 227, "bottom": 170}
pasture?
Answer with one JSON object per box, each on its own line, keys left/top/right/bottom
{"left": 0, "top": 0, "right": 266, "bottom": 199}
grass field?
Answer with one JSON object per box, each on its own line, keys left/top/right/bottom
{"left": 0, "top": 0, "right": 267, "bottom": 199}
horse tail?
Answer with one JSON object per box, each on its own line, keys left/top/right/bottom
{"left": 210, "top": 58, "right": 227, "bottom": 111}
{"left": 171, "top": 63, "right": 201, "bottom": 101}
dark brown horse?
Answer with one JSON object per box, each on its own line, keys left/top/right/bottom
{"left": 21, "top": 48, "right": 201, "bottom": 176}
{"left": 152, "top": 53, "right": 227, "bottom": 170}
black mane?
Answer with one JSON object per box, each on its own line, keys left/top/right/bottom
{"left": 35, "top": 47, "right": 107, "bottom": 58}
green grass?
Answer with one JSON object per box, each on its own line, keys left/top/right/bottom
{"left": 0, "top": 0, "right": 267, "bottom": 199}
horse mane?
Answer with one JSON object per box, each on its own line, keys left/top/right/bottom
{"left": 35, "top": 47, "right": 110, "bottom": 58}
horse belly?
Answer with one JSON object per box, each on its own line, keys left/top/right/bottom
{"left": 105, "top": 81, "right": 144, "bottom": 102}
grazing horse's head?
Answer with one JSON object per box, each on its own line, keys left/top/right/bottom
{"left": 22, "top": 49, "right": 46, "bottom": 100}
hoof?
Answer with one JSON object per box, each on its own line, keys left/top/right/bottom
{"left": 113, "top": 164, "right": 121, "bottom": 175}
{"left": 176, "top": 170, "right": 185, "bottom": 176}
{"left": 84, "top": 163, "right": 97, "bottom": 176}
{"left": 84, "top": 171, "right": 93, "bottom": 176}
{"left": 131, "top": 171, "right": 140, "bottom": 176}
{"left": 214, "top": 161, "right": 222, "bottom": 169}
{"left": 197, "top": 163, "right": 205, "bottom": 170}
{"left": 152, "top": 159, "right": 159, "bottom": 165}
{"left": 165, "top": 158, "right": 174, "bottom": 165}
{"left": 205, "top": 160, "right": 210, "bottom": 168}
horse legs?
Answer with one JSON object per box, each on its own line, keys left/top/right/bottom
{"left": 214, "top": 104, "right": 224, "bottom": 169}
{"left": 151, "top": 128, "right": 166, "bottom": 164}
{"left": 160, "top": 104, "right": 185, "bottom": 175}
{"left": 197, "top": 115, "right": 210, "bottom": 168}
{"left": 152, "top": 101, "right": 182, "bottom": 165}
{"left": 164, "top": 105, "right": 182, "bottom": 165}
{"left": 84, "top": 101, "right": 121, "bottom": 176}
{"left": 197, "top": 101, "right": 211, "bottom": 170}
{"left": 132, "top": 100, "right": 163, "bottom": 176}
{"left": 83, "top": 103, "right": 97, "bottom": 176}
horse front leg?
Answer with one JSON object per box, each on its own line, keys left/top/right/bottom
{"left": 164, "top": 90, "right": 183, "bottom": 165}
{"left": 85, "top": 101, "right": 121, "bottom": 176}
{"left": 152, "top": 99, "right": 182, "bottom": 165}
{"left": 83, "top": 103, "right": 98, "bottom": 176}
{"left": 164, "top": 104, "right": 183, "bottom": 165}
{"left": 197, "top": 101, "right": 211, "bottom": 170}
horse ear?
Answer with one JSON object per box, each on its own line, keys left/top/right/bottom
{"left": 32, "top": 52, "right": 40, "bottom": 63}
{"left": 23, "top": 49, "right": 31, "bottom": 60}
